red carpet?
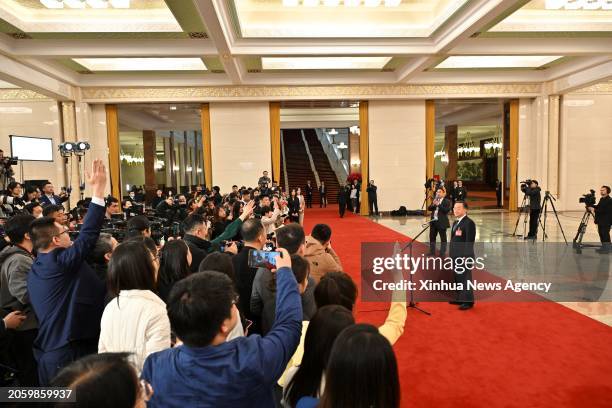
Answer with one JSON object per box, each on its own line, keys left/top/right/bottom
{"left": 302, "top": 206, "right": 612, "bottom": 408}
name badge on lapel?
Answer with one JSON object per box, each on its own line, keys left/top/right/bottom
{"left": 455, "top": 229, "right": 462, "bottom": 237}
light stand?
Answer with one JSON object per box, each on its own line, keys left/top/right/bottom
{"left": 538, "top": 191, "right": 567, "bottom": 244}
{"left": 400, "top": 223, "right": 432, "bottom": 316}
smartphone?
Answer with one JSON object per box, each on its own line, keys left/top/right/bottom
{"left": 248, "top": 249, "right": 281, "bottom": 269}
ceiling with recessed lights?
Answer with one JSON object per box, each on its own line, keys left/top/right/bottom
{"left": 0, "top": 0, "right": 610, "bottom": 95}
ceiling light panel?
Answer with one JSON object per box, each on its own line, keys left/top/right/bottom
{"left": 233, "top": 0, "right": 467, "bottom": 38}
{"left": 5, "top": 0, "right": 180, "bottom": 32}
{"left": 489, "top": 0, "right": 612, "bottom": 33}
{"left": 73, "top": 58, "right": 207, "bottom": 71}
{"left": 435, "top": 55, "right": 563, "bottom": 69}
{"left": 262, "top": 56, "right": 392, "bottom": 70}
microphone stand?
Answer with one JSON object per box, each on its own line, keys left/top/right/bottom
{"left": 400, "top": 220, "right": 433, "bottom": 316}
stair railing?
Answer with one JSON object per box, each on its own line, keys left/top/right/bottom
{"left": 300, "top": 130, "right": 321, "bottom": 188}
{"left": 280, "top": 129, "right": 290, "bottom": 191}
{"left": 314, "top": 129, "right": 348, "bottom": 185}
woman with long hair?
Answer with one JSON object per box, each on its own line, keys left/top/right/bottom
{"left": 287, "top": 188, "right": 300, "bottom": 223}
{"left": 283, "top": 305, "right": 355, "bottom": 407}
{"left": 296, "top": 187, "right": 305, "bottom": 226}
{"left": 211, "top": 205, "right": 229, "bottom": 240}
{"left": 157, "top": 239, "right": 192, "bottom": 302}
{"left": 313, "top": 324, "right": 400, "bottom": 408}
{"left": 99, "top": 241, "right": 170, "bottom": 374}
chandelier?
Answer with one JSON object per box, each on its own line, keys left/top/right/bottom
{"left": 120, "top": 152, "right": 144, "bottom": 165}
{"left": 457, "top": 132, "right": 480, "bottom": 158}
{"left": 484, "top": 125, "right": 503, "bottom": 157}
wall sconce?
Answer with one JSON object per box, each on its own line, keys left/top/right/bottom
{"left": 351, "top": 159, "right": 361, "bottom": 166}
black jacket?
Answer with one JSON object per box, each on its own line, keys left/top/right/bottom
{"left": 182, "top": 234, "right": 212, "bottom": 273}
{"left": 287, "top": 197, "right": 300, "bottom": 216}
{"left": 449, "top": 216, "right": 476, "bottom": 258}
{"left": 455, "top": 187, "right": 467, "bottom": 201}
{"left": 594, "top": 195, "right": 612, "bottom": 225}
{"left": 337, "top": 187, "right": 349, "bottom": 204}
{"left": 366, "top": 184, "right": 377, "bottom": 199}
{"left": 305, "top": 185, "right": 313, "bottom": 196}
{"left": 231, "top": 246, "right": 259, "bottom": 322}
{"left": 523, "top": 186, "right": 541, "bottom": 210}
{"left": 428, "top": 197, "right": 451, "bottom": 229}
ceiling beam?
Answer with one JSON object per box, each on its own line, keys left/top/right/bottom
{"left": 9, "top": 39, "right": 218, "bottom": 58}
{"left": 396, "top": 0, "right": 522, "bottom": 82}
{"left": 0, "top": 54, "right": 75, "bottom": 100}
{"left": 231, "top": 38, "right": 433, "bottom": 56}
{"left": 545, "top": 59, "right": 612, "bottom": 95}
{"left": 77, "top": 73, "right": 233, "bottom": 87}
{"left": 452, "top": 38, "right": 612, "bottom": 56}
{"left": 192, "top": 0, "right": 243, "bottom": 84}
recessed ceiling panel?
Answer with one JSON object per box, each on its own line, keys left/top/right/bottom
{"left": 231, "top": 0, "right": 467, "bottom": 38}
{"left": 489, "top": 0, "right": 612, "bottom": 33}
{"left": 0, "top": 0, "right": 182, "bottom": 32}
{"left": 435, "top": 55, "right": 563, "bottom": 69}
{"left": 262, "top": 56, "right": 392, "bottom": 70}
{"left": 73, "top": 57, "right": 207, "bottom": 71}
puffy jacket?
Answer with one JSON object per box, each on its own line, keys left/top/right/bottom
{"left": 0, "top": 244, "right": 37, "bottom": 330}
{"left": 303, "top": 236, "right": 343, "bottom": 283}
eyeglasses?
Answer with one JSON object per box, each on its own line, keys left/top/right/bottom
{"left": 53, "top": 227, "right": 69, "bottom": 238}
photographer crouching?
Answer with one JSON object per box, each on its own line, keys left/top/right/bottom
{"left": 521, "top": 179, "right": 541, "bottom": 240}
{"left": 587, "top": 186, "right": 612, "bottom": 254}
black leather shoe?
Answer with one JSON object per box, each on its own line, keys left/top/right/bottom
{"left": 448, "top": 301, "right": 462, "bottom": 305}
{"left": 596, "top": 248, "right": 610, "bottom": 254}
{"left": 458, "top": 303, "right": 474, "bottom": 310}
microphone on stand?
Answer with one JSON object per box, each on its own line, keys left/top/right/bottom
{"left": 422, "top": 217, "right": 438, "bottom": 227}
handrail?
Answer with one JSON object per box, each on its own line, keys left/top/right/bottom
{"left": 315, "top": 129, "right": 348, "bottom": 184}
{"left": 280, "top": 129, "right": 289, "bottom": 191}
{"left": 301, "top": 130, "right": 321, "bottom": 188}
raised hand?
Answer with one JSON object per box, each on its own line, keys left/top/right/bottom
{"left": 240, "top": 199, "right": 256, "bottom": 221}
{"left": 85, "top": 159, "right": 107, "bottom": 199}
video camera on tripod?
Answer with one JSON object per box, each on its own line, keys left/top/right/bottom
{"left": 578, "top": 189, "right": 596, "bottom": 207}
{"left": 573, "top": 189, "right": 599, "bottom": 252}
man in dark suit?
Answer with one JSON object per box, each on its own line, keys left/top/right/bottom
{"left": 305, "top": 181, "right": 313, "bottom": 208}
{"left": 319, "top": 181, "right": 327, "bottom": 208}
{"left": 428, "top": 188, "right": 451, "bottom": 257}
{"left": 588, "top": 185, "right": 612, "bottom": 254}
{"left": 39, "top": 182, "right": 69, "bottom": 207}
{"left": 338, "top": 183, "right": 349, "bottom": 218}
{"left": 27, "top": 160, "right": 108, "bottom": 385}
{"left": 232, "top": 218, "right": 267, "bottom": 335}
{"left": 495, "top": 180, "right": 502, "bottom": 208}
{"left": 449, "top": 201, "right": 476, "bottom": 310}
{"left": 455, "top": 180, "right": 467, "bottom": 202}
{"left": 367, "top": 180, "right": 379, "bottom": 216}
{"left": 521, "top": 180, "right": 541, "bottom": 240}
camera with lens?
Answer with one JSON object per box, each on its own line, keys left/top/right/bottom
{"left": 1, "top": 156, "right": 18, "bottom": 167}
{"left": 520, "top": 180, "right": 533, "bottom": 192}
{"left": 219, "top": 240, "right": 244, "bottom": 253}
{"left": 579, "top": 189, "right": 596, "bottom": 207}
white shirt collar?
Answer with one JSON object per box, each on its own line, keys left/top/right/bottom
{"left": 456, "top": 214, "right": 467, "bottom": 223}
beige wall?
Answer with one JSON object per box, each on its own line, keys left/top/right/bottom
{"left": 369, "top": 100, "right": 426, "bottom": 211}
{"left": 559, "top": 93, "right": 612, "bottom": 211}
{"left": 209, "top": 102, "right": 271, "bottom": 193}
{"left": 74, "top": 103, "right": 111, "bottom": 198}
{"left": 0, "top": 99, "right": 65, "bottom": 188}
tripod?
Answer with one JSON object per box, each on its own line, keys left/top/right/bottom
{"left": 400, "top": 222, "right": 432, "bottom": 316}
{"left": 420, "top": 189, "right": 430, "bottom": 211}
{"left": 538, "top": 191, "right": 567, "bottom": 244}
{"left": 572, "top": 209, "right": 600, "bottom": 253}
{"left": 512, "top": 194, "right": 530, "bottom": 237}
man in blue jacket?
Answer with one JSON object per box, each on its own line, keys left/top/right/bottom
{"left": 27, "top": 159, "right": 108, "bottom": 385}
{"left": 142, "top": 248, "right": 302, "bottom": 407}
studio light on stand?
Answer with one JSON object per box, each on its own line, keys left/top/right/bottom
{"left": 58, "top": 141, "right": 90, "bottom": 202}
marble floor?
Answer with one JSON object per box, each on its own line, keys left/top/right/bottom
{"left": 369, "top": 209, "right": 612, "bottom": 326}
